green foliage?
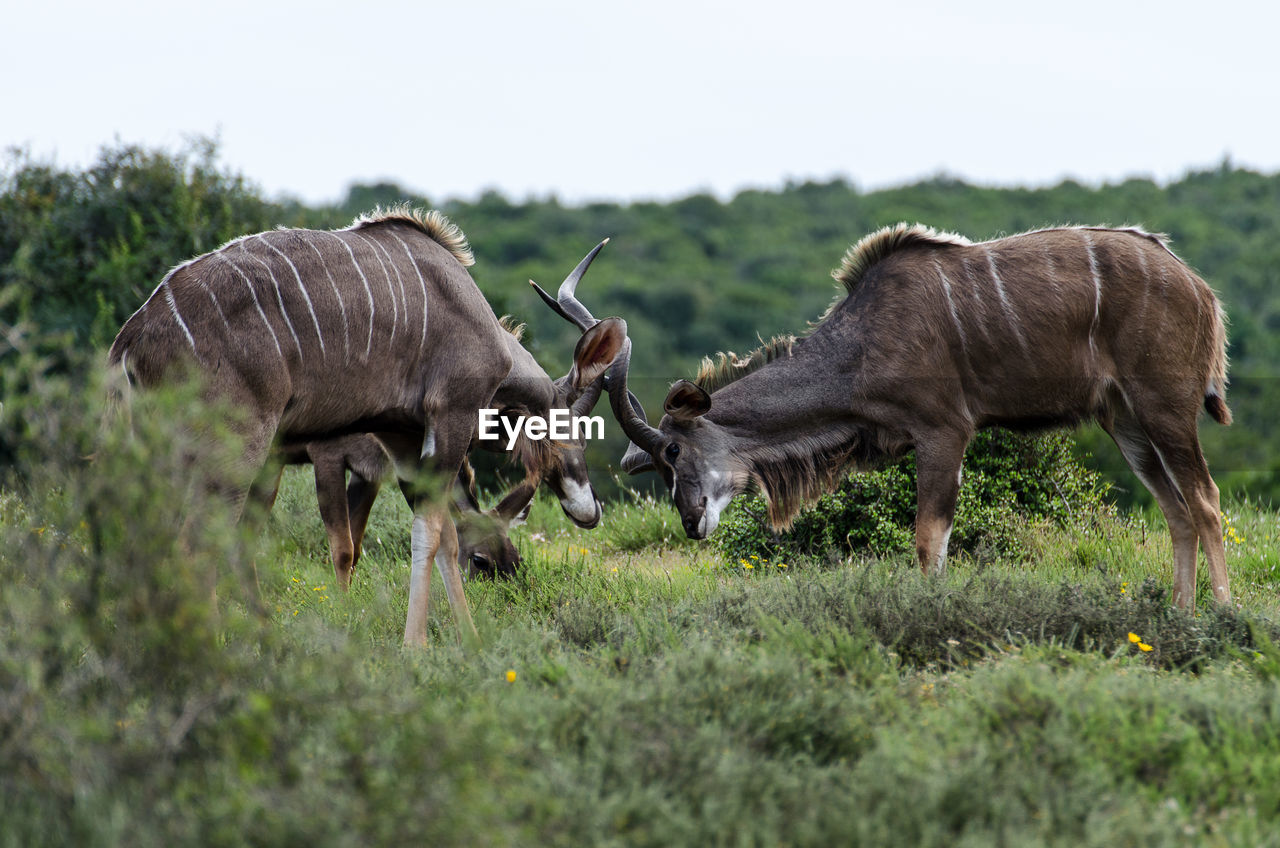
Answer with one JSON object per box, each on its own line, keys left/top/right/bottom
{"left": 0, "top": 139, "right": 280, "bottom": 357}
{"left": 717, "top": 430, "right": 1115, "bottom": 563}
{"left": 0, "top": 343, "right": 527, "bottom": 847}
{"left": 518, "top": 479, "right": 694, "bottom": 554}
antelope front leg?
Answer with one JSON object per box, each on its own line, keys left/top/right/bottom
{"left": 914, "top": 433, "right": 967, "bottom": 577}
{"left": 404, "top": 510, "right": 445, "bottom": 647}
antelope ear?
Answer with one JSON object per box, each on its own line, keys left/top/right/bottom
{"left": 663, "top": 380, "right": 711, "bottom": 420}
{"left": 568, "top": 317, "right": 626, "bottom": 390}
{"left": 492, "top": 479, "right": 537, "bottom": 526}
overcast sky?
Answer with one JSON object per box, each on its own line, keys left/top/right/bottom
{"left": 4, "top": 0, "right": 1277, "bottom": 206}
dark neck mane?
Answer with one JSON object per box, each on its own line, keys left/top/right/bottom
{"left": 734, "top": 419, "right": 911, "bottom": 529}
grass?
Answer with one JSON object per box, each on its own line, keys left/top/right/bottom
{"left": 5, "top": 452, "right": 1280, "bottom": 846}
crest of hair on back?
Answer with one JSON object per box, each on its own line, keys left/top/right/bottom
{"left": 497, "top": 315, "right": 526, "bottom": 342}
{"left": 694, "top": 334, "right": 796, "bottom": 393}
{"left": 349, "top": 204, "right": 475, "bottom": 267}
{"left": 831, "top": 222, "right": 971, "bottom": 293}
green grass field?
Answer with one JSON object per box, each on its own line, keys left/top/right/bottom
{"left": 4, "top": 448, "right": 1280, "bottom": 847}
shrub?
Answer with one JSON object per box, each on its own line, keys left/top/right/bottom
{"left": 717, "top": 429, "right": 1114, "bottom": 563}
{"left": 0, "top": 330, "right": 515, "bottom": 847}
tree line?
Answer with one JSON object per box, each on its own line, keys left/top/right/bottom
{"left": 3, "top": 139, "right": 1276, "bottom": 503}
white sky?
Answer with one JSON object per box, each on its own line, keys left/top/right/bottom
{"left": 4, "top": 0, "right": 1278, "bottom": 205}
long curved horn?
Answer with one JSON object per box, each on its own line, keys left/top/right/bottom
{"left": 530, "top": 238, "right": 609, "bottom": 333}
{"left": 532, "top": 239, "right": 655, "bottom": 456}
{"left": 607, "top": 338, "right": 662, "bottom": 458}
{"left": 534, "top": 237, "right": 633, "bottom": 420}
{"left": 614, "top": 383, "right": 656, "bottom": 474}
{"left": 569, "top": 370, "right": 605, "bottom": 417}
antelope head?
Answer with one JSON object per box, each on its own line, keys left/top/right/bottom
{"left": 530, "top": 243, "right": 744, "bottom": 537}
{"left": 456, "top": 476, "right": 535, "bottom": 579}
{"left": 494, "top": 241, "right": 626, "bottom": 529}
{"left": 605, "top": 345, "right": 746, "bottom": 539}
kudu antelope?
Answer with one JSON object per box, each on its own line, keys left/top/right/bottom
{"left": 608, "top": 224, "right": 1233, "bottom": 609}
{"left": 108, "top": 209, "right": 625, "bottom": 645}
{"left": 255, "top": 435, "right": 528, "bottom": 586}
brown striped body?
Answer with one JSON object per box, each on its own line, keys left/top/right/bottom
{"left": 825, "top": 227, "right": 1229, "bottom": 434}
{"left": 110, "top": 212, "right": 498, "bottom": 443}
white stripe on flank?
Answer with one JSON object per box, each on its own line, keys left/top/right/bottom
{"left": 194, "top": 273, "right": 232, "bottom": 334}
{"left": 1040, "top": 245, "right": 1059, "bottom": 292}
{"left": 1134, "top": 244, "right": 1150, "bottom": 348}
{"left": 1082, "top": 232, "right": 1103, "bottom": 359}
{"left": 259, "top": 234, "right": 327, "bottom": 358}
{"left": 221, "top": 256, "right": 285, "bottom": 361}
{"left": 984, "top": 247, "right": 1028, "bottom": 351}
{"left": 352, "top": 232, "right": 399, "bottom": 348}
{"left": 239, "top": 243, "right": 304, "bottom": 357}
{"left": 391, "top": 232, "right": 430, "bottom": 356}
{"left": 933, "top": 259, "right": 969, "bottom": 350}
{"left": 163, "top": 282, "right": 199, "bottom": 357}
{"left": 957, "top": 257, "right": 994, "bottom": 347}
{"left": 326, "top": 232, "right": 376, "bottom": 361}
{"left": 368, "top": 236, "right": 410, "bottom": 328}
{"left": 304, "top": 238, "right": 351, "bottom": 365}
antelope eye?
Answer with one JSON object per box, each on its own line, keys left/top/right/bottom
{"left": 664, "top": 442, "right": 681, "bottom": 461}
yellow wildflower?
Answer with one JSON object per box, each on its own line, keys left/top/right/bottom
{"left": 1139, "top": 643, "right": 1154, "bottom": 652}
{"left": 1128, "top": 632, "right": 1141, "bottom": 644}
{"left": 505, "top": 669, "right": 517, "bottom": 683}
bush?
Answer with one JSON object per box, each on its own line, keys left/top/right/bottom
{"left": 0, "top": 330, "right": 520, "bottom": 847}
{"left": 717, "top": 429, "right": 1114, "bottom": 563}
{"left": 0, "top": 139, "right": 280, "bottom": 356}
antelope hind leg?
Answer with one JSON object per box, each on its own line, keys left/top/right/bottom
{"left": 1157, "top": 437, "right": 1230, "bottom": 606}
{"left": 344, "top": 474, "right": 382, "bottom": 581}
{"left": 1127, "top": 401, "right": 1230, "bottom": 608}
{"left": 313, "top": 453, "right": 357, "bottom": 591}
{"left": 1103, "top": 410, "right": 1200, "bottom": 609}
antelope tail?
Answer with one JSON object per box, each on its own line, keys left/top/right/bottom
{"left": 1204, "top": 302, "right": 1232, "bottom": 426}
